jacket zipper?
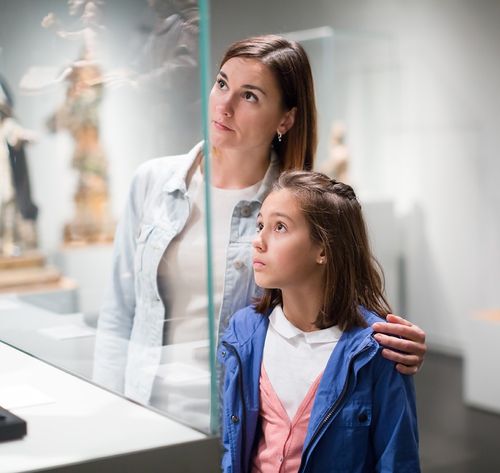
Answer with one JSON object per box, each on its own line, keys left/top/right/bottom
{"left": 299, "top": 344, "right": 371, "bottom": 473}
{"left": 222, "top": 341, "right": 247, "bottom": 473}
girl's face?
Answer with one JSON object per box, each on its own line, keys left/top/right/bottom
{"left": 209, "top": 57, "right": 295, "bottom": 155}
{"left": 252, "top": 189, "right": 325, "bottom": 291}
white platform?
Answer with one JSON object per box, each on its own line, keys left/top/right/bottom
{"left": 0, "top": 341, "right": 218, "bottom": 473}
{"left": 464, "top": 310, "right": 500, "bottom": 414}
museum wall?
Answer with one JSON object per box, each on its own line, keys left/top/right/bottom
{"left": 210, "top": 0, "right": 500, "bottom": 354}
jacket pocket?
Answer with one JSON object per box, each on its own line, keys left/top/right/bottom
{"left": 335, "top": 403, "right": 372, "bottom": 470}
{"left": 336, "top": 403, "right": 372, "bottom": 428}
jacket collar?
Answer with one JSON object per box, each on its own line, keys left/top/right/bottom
{"left": 163, "top": 141, "right": 280, "bottom": 200}
{"left": 269, "top": 305, "right": 343, "bottom": 344}
{"left": 162, "top": 141, "right": 204, "bottom": 194}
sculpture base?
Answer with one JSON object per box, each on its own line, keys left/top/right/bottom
{"left": 0, "top": 250, "right": 44, "bottom": 270}
{"left": 0, "top": 250, "right": 61, "bottom": 291}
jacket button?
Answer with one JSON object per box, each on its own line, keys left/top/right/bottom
{"left": 231, "top": 415, "right": 239, "bottom": 423}
{"left": 221, "top": 351, "right": 226, "bottom": 357}
{"left": 233, "top": 260, "right": 244, "bottom": 270}
{"left": 240, "top": 205, "right": 252, "bottom": 217}
{"left": 358, "top": 412, "right": 368, "bottom": 423}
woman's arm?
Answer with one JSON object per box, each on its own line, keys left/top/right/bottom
{"left": 92, "top": 168, "right": 146, "bottom": 393}
{"left": 372, "top": 314, "right": 427, "bottom": 375}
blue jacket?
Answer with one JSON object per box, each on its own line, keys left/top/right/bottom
{"left": 218, "top": 305, "right": 420, "bottom": 473}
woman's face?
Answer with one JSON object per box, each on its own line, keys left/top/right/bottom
{"left": 209, "top": 57, "right": 294, "bottom": 155}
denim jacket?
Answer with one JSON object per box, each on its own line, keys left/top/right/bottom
{"left": 93, "top": 142, "right": 280, "bottom": 404}
{"left": 218, "top": 305, "right": 420, "bottom": 473}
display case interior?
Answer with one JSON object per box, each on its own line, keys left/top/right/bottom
{"left": 0, "top": 0, "right": 402, "bottom": 440}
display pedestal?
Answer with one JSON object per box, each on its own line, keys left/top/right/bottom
{"left": 0, "top": 252, "right": 77, "bottom": 314}
{"left": 0, "top": 251, "right": 61, "bottom": 290}
{"left": 55, "top": 243, "right": 114, "bottom": 315}
{"left": 464, "top": 309, "right": 500, "bottom": 414}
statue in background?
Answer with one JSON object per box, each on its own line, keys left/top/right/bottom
{"left": 0, "top": 75, "right": 38, "bottom": 257}
{"left": 320, "top": 121, "right": 351, "bottom": 184}
{"left": 22, "top": 0, "right": 114, "bottom": 245}
{"left": 0, "top": 75, "right": 61, "bottom": 291}
{"left": 45, "top": 54, "right": 114, "bottom": 245}
{"left": 45, "top": 0, "right": 113, "bottom": 245}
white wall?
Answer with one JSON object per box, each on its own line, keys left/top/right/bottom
{"left": 210, "top": 0, "right": 500, "bottom": 354}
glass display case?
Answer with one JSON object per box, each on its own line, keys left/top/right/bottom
{"left": 1, "top": 1, "right": 403, "bottom": 470}
{"left": 1, "top": 1, "right": 219, "bottom": 470}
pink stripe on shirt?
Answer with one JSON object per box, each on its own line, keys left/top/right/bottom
{"left": 251, "top": 364, "right": 323, "bottom": 473}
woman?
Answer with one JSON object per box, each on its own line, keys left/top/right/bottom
{"left": 93, "top": 35, "right": 426, "bottom": 428}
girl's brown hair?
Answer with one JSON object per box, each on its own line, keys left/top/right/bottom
{"left": 220, "top": 35, "right": 317, "bottom": 171}
{"left": 254, "top": 171, "right": 391, "bottom": 331}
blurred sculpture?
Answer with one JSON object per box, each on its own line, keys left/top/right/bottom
{"left": 40, "top": 0, "right": 114, "bottom": 244}
{"left": 320, "top": 121, "right": 351, "bottom": 184}
{"left": 108, "top": 0, "right": 201, "bottom": 156}
{"left": 46, "top": 58, "right": 114, "bottom": 244}
{"left": 0, "top": 75, "right": 38, "bottom": 257}
{"left": 0, "top": 75, "right": 61, "bottom": 291}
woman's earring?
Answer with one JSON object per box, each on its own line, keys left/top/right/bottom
{"left": 277, "top": 131, "right": 282, "bottom": 142}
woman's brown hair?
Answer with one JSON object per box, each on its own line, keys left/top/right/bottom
{"left": 220, "top": 35, "right": 317, "bottom": 171}
{"left": 254, "top": 171, "right": 391, "bottom": 331}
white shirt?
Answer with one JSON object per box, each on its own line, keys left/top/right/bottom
{"left": 263, "top": 305, "right": 343, "bottom": 420}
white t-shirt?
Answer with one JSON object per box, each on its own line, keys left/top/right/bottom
{"left": 263, "top": 305, "right": 343, "bottom": 420}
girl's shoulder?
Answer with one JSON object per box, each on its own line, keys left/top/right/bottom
{"left": 222, "top": 305, "right": 270, "bottom": 346}
{"left": 359, "top": 306, "right": 386, "bottom": 326}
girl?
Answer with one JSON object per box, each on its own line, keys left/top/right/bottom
{"left": 219, "top": 170, "right": 420, "bottom": 472}
{"left": 93, "top": 34, "right": 426, "bottom": 430}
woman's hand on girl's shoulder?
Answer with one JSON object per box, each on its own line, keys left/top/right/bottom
{"left": 372, "top": 314, "right": 427, "bottom": 375}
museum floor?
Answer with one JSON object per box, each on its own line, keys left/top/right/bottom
{"left": 416, "top": 352, "right": 500, "bottom": 472}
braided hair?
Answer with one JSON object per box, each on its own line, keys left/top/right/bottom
{"left": 255, "top": 170, "right": 391, "bottom": 330}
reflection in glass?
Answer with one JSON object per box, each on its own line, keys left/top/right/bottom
{"left": 126, "top": 0, "right": 202, "bottom": 157}
{"left": 0, "top": 0, "right": 210, "bottom": 435}
{"left": 92, "top": 0, "right": 212, "bottom": 433}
